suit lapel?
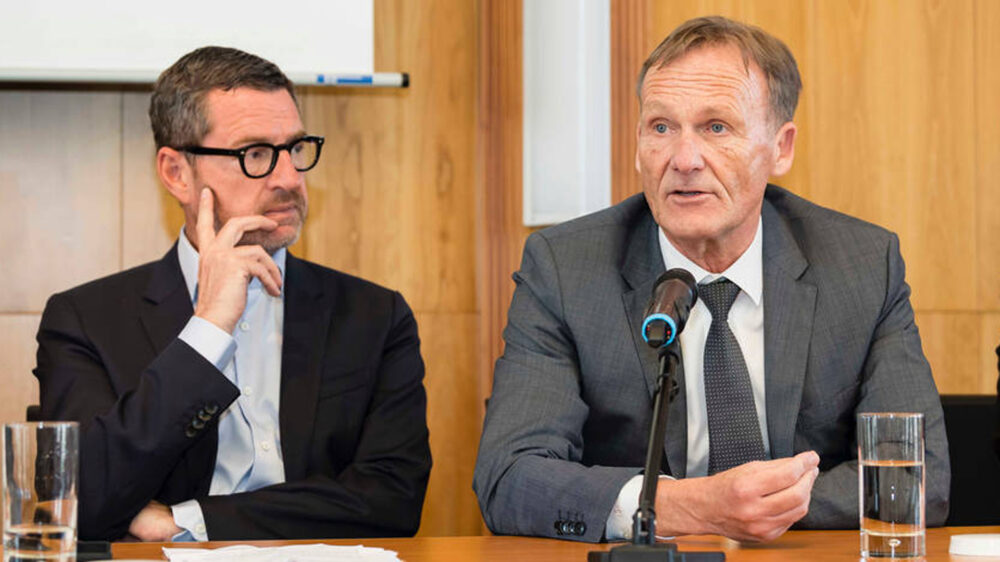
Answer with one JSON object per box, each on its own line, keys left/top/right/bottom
{"left": 761, "top": 197, "right": 817, "bottom": 460}
{"left": 620, "top": 203, "right": 687, "bottom": 477}
{"left": 279, "top": 254, "right": 330, "bottom": 481}
{"left": 140, "top": 244, "right": 194, "bottom": 354}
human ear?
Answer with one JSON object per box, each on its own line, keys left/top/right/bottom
{"left": 771, "top": 122, "right": 797, "bottom": 177}
{"left": 156, "top": 147, "right": 197, "bottom": 206}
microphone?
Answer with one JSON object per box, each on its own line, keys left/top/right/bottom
{"left": 641, "top": 268, "right": 698, "bottom": 348}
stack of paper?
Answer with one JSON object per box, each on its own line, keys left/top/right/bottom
{"left": 162, "top": 544, "right": 401, "bottom": 562}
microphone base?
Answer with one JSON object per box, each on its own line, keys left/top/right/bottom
{"left": 587, "top": 543, "right": 725, "bottom": 561}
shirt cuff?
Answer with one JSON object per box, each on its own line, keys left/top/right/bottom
{"left": 178, "top": 316, "right": 236, "bottom": 372}
{"left": 605, "top": 474, "right": 676, "bottom": 541}
{"left": 170, "top": 499, "right": 209, "bottom": 542}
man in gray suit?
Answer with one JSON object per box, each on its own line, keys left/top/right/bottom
{"left": 473, "top": 16, "right": 948, "bottom": 543}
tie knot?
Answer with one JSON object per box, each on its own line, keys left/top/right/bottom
{"left": 699, "top": 278, "right": 741, "bottom": 320}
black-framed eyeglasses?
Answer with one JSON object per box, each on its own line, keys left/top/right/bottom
{"left": 180, "top": 135, "right": 325, "bottom": 179}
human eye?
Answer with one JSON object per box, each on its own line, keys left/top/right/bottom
{"left": 708, "top": 122, "right": 727, "bottom": 134}
{"left": 245, "top": 144, "right": 272, "bottom": 161}
{"left": 652, "top": 122, "right": 669, "bottom": 134}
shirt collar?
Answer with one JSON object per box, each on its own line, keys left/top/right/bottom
{"left": 177, "top": 227, "right": 287, "bottom": 305}
{"left": 656, "top": 215, "right": 763, "bottom": 306}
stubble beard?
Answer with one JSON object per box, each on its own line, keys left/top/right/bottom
{"left": 203, "top": 186, "right": 308, "bottom": 254}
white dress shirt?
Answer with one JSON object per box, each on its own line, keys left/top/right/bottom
{"left": 169, "top": 230, "right": 286, "bottom": 541}
{"left": 606, "top": 216, "right": 769, "bottom": 540}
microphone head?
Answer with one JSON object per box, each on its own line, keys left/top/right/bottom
{"left": 641, "top": 313, "right": 677, "bottom": 349}
{"left": 642, "top": 268, "right": 698, "bottom": 348}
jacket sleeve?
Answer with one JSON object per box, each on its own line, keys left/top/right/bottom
{"left": 473, "top": 233, "right": 640, "bottom": 543}
{"left": 196, "top": 291, "right": 432, "bottom": 540}
{"left": 34, "top": 291, "right": 240, "bottom": 540}
{"left": 801, "top": 233, "right": 950, "bottom": 528}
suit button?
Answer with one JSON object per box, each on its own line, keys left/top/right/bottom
{"left": 554, "top": 520, "right": 564, "bottom": 535}
{"left": 559, "top": 521, "right": 574, "bottom": 535}
{"left": 204, "top": 404, "right": 219, "bottom": 415}
{"left": 197, "top": 410, "right": 212, "bottom": 422}
{"left": 573, "top": 521, "right": 586, "bottom": 536}
{"left": 184, "top": 426, "right": 197, "bottom": 438}
{"left": 191, "top": 417, "right": 206, "bottom": 430}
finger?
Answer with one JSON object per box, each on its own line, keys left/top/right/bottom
{"left": 757, "top": 466, "right": 818, "bottom": 517}
{"left": 215, "top": 215, "right": 280, "bottom": 247}
{"left": 741, "top": 452, "right": 820, "bottom": 496}
{"left": 238, "top": 246, "right": 283, "bottom": 295}
{"left": 195, "top": 188, "right": 216, "bottom": 247}
{"left": 247, "top": 261, "right": 282, "bottom": 297}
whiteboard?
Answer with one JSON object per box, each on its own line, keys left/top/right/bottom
{"left": 0, "top": 0, "right": 373, "bottom": 83}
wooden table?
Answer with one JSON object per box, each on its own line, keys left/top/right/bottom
{"left": 112, "top": 527, "right": 1000, "bottom": 560}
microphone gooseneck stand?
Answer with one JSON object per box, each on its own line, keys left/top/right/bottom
{"left": 588, "top": 341, "right": 724, "bottom": 562}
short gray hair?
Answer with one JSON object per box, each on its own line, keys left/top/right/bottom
{"left": 637, "top": 16, "right": 802, "bottom": 125}
{"left": 149, "top": 46, "right": 296, "bottom": 149}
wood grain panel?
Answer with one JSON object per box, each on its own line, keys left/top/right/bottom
{"left": 916, "top": 312, "right": 981, "bottom": 394}
{"left": 303, "top": 0, "right": 481, "bottom": 537}
{"left": 415, "top": 312, "right": 482, "bottom": 536}
{"left": 0, "top": 315, "right": 41, "bottom": 424}
{"left": 980, "top": 313, "right": 1000, "bottom": 394}
{"left": 302, "top": 0, "right": 476, "bottom": 315}
{"left": 976, "top": 0, "right": 1000, "bottom": 310}
{"left": 808, "top": 0, "right": 976, "bottom": 311}
{"left": 478, "top": 0, "right": 534, "bottom": 402}
{"left": 610, "top": 0, "right": 649, "bottom": 204}
{"left": 0, "top": 91, "right": 122, "bottom": 312}
{"left": 121, "top": 91, "right": 186, "bottom": 268}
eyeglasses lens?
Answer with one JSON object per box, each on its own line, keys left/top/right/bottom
{"left": 243, "top": 145, "right": 275, "bottom": 177}
{"left": 290, "top": 138, "right": 320, "bottom": 171}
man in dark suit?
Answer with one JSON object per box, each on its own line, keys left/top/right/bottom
{"left": 474, "top": 16, "right": 948, "bottom": 543}
{"left": 34, "top": 47, "right": 431, "bottom": 541}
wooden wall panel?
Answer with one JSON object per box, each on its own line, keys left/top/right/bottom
{"left": 808, "top": 0, "right": 976, "bottom": 312}
{"left": 0, "top": 315, "right": 41, "bottom": 424}
{"left": 980, "top": 314, "right": 1000, "bottom": 394}
{"left": 610, "top": 0, "right": 649, "bottom": 204}
{"left": 916, "top": 312, "right": 982, "bottom": 394}
{"left": 478, "top": 0, "right": 533, "bottom": 406}
{"left": 303, "top": 0, "right": 480, "bottom": 536}
{"left": 416, "top": 312, "right": 482, "bottom": 536}
{"left": 977, "top": 0, "right": 1000, "bottom": 311}
{"left": 0, "top": 91, "right": 122, "bottom": 312}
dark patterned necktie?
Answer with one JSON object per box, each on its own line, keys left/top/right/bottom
{"left": 700, "top": 278, "right": 767, "bottom": 475}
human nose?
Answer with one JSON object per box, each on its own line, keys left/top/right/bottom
{"left": 670, "top": 131, "right": 705, "bottom": 174}
{"left": 268, "top": 148, "right": 304, "bottom": 190}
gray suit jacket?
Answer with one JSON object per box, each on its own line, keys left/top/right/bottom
{"left": 473, "top": 185, "right": 949, "bottom": 542}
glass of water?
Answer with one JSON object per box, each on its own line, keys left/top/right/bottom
{"left": 3, "top": 422, "right": 78, "bottom": 562}
{"left": 858, "top": 412, "right": 925, "bottom": 559}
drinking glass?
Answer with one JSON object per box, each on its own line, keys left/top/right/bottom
{"left": 3, "top": 422, "right": 79, "bottom": 562}
{"left": 858, "top": 412, "right": 925, "bottom": 559}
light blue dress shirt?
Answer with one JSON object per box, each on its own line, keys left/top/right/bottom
{"left": 169, "top": 231, "right": 286, "bottom": 541}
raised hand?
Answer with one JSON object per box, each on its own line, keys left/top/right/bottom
{"left": 192, "top": 188, "right": 282, "bottom": 334}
